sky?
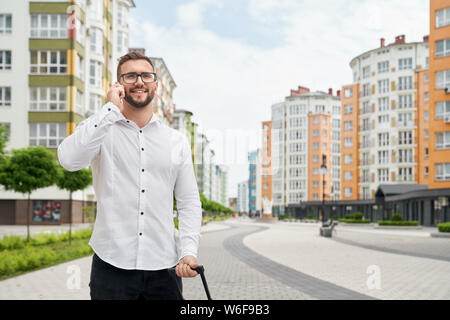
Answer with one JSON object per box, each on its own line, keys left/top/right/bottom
{"left": 128, "top": 0, "right": 429, "bottom": 200}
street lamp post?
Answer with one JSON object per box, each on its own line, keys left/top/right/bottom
{"left": 320, "top": 155, "right": 327, "bottom": 227}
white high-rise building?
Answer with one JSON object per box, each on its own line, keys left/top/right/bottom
{"left": 0, "top": 0, "right": 135, "bottom": 225}
{"left": 271, "top": 86, "right": 342, "bottom": 215}
{"left": 237, "top": 180, "right": 249, "bottom": 214}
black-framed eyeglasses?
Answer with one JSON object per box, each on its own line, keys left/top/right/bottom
{"left": 120, "top": 72, "right": 157, "bottom": 84}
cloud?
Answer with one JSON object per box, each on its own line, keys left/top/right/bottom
{"left": 130, "top": 0, "right": 429, "bottom": 198}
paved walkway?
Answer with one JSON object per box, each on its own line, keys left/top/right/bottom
{"left": 0, "top": 218, "right": 449, "bottom": 300}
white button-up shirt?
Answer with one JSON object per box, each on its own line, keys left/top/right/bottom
{"left": 58, "top": 102, "right": 202, "bottom": 270}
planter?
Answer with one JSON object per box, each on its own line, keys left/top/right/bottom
{"left": 430, "top": 232, "right": 450, "bottom": 238}
{"left": 374, "top": 225, "right": 423, "bottom": 230}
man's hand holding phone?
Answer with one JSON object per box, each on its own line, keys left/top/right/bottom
{"left": 107, "top": 82, "right": 125, "bottom": 113}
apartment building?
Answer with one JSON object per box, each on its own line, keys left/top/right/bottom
{"left": 341, "top": 35, "right": 429, "bottom": 200}
{"left": 271, "top": 86, "right": 342, "bottom": 215}
{"left": 237, "top": 180, "right": 249, "bottom": 214}
{"left": 429, "top": 0, "right": 450, "bottom": 188}
{"left": 0, "top": 0, "right": 135, "bottom": 225}
{"left": 261, "top": 121, "right": 272, "bottom": 212}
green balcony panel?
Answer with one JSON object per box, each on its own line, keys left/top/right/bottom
{"left": 29, "top": 75, "right": 71, "bottom": 87}
{"left": 28, "top": 112, "right": 83, "bottom": 124}
{"left": 29, "top": 39, "right": 72, "bottom": 50}
{"left": 29, "top": 2, "right": 71, "bottom": 14}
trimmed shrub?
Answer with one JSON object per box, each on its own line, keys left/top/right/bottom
{"left": 338, "top": 219, "right": 371, "bottom": 224}
{"left": 392, "top": 214, "right": 403, "bottom": 222}
{"left": 437, "top": 222, "right": 450, "bottom": 233}
{"left": 378, "top": 221, "right": 419, "bottom": 226}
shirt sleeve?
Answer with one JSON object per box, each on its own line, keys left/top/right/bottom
{"left": 174, "top": 136, "right": 202, "bottom": 261}
{"left": 58, "top": 102, "right": 126, "bottom": 171}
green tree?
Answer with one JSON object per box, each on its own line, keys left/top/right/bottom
{"left": 56, "top": 167, "right": 92, "bottom": 245}
{"left": 0, "top": 146, "right": 59, "bottom": 242}
{"left": 0, "top": 124, "right": 9, "bottom": 165}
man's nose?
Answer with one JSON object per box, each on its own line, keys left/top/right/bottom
{"left": 135, "top": 75, "right": 145, "bottom": 85}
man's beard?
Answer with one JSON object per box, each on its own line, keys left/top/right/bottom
{"left": 124, "top": 88, "right": 154, "bottom": 109}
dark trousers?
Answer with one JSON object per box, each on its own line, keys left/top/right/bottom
{"left": 89, "top": 253, "right": 183, "bottom": 300}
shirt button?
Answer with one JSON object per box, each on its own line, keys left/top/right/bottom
{"left": 141, "top": 212, "right": 144, "bottom": 215}
{"left": 142, "top": 189, "right": 145, "bottom": 193}
{"left": 139, "top": 233, "right": 142, "bottom": 236}
{"left": 141, "top": 148, "right": 144, "bottom": 151}
{"left": 108, "top": 108, "right": 111, "bottom": 111}
{"left": 140, "top": 130, "right": 143, "bottom": 133}
{"left": 142, "top": 169, "right": 144, "bottom": 172}
{"left": 127, "top": 120, "right": 130, "bottom": 123}
{"left": 94, "top": 124, "right": 97, "bottom": 127}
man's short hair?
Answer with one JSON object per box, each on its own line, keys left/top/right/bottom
{"left": 117, "top": 52, "right": 155, "bottom": 82}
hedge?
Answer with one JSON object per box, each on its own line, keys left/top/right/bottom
{"left": 338, "top": 219, "right": 371, "bottom": 224}
{"left": 0, "top": 238, "right": 93, "bottom": 280}
{"left": 437, "top": 222, "right": 450, "bottom": 233}
{"left": 378, "top": 221, "right": 419, "bottom": 226}
{"left": 0, "top": 228, "right": 93, "bottom": 251}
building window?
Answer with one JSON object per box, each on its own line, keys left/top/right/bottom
{"left": 0, "top": 50, "right": 11, "bottom": 70}
{"left": 399, "top": 167, "right": 413, "bottom": 182}
{"left": 88, "top": 0, "right": 103, "bottom": 21}
{"left": 29, "top": 123, "right": 66, "bottom": 148}
{"left": 332, "top": 119, "right": 340, "bottom": 129}
{"left": 344, "top": 171, "right": 352, "bottom": 181}
{"left": 398, "top": 149, "right": 414, "bottom": 163}
{"left": 0, "top": 122, "right": 10, "bottom": 141}
{"left": 398, "top": 76, "right": 413, "bottom": 90}
{"left": 344, "top": 88, "right": 352, "bottom": 98}
{"left": 378, "top": 114, "right": 389, "bottom": 125}
{"left": 398, "top": 112, "right": 413, "bottom": 127}
{"left": 0, "top": 87, "right": 11, "bottom": 106}
{"left": 362, "top": 66, "right": 370, "bottom": 79}
{"left": 29, "top": 87, "right": 67, "bottom": 111}
{"left": 315, "top": 105, "right": 325, "bottom": 113}
{"left": 399, "top": 131, "right": 413, "bottom": 145}
{"left": 344, "top": 121, "right": 352, "bottom": 131}
{"left": 117, "top": 4, "right": 128, "bottom": 27}
{"left": 378, "top": 97, "right": 389, "bottom": 111}
{"left": 344, "top": 137, "right": 353, "bottom": 148}
{"left": 90, "top": 27, "right": 103, "bottom": 55}
{"left": 344, "top": 104, "right": 352, "bottom": 114}
{"left": 378, "top": 132, "right": 389, "bottom": 147}
{"left": 398, "top": 57, "right": 412, "bottom": 70}
{"left": 361, "top": 135, "right": 370, "bottom": 149}
{"left": 344, "top": 188, "right": 352, "bottom": 198}
{"left": 312, "top": 181, "right": 319, "bottom": 189}
{"left": 313, "top": 129, "right": 319, "bottom": 137}
{"left": 378, "top": 79, "right": 389, "bottom": 93}
{"left": 76, "top": 90, "right": 83, "bottom": 115}
{"left": 89, "top": 60, "right": 102, "bottom": 88}
{"left": 378, "top": 150, "right": 389, "bottom": 164}
{"left": 436, "top": 132, "right": 450, "bottom": 150}
{"left": 435, "top": 163, "right": 450, "bottom": 181}
{"left": 362, "top": 83, "right": 371, "bottom": 97}
{"left": 313, "top": 116, "right": 319, "bottom": 124}
{"left": 398, "top": 95, "right": 413, "bottom": 109}
{"left": 30, "top": 50, "right": 67, "bottom": 74}
{"left": 89, "top": 93, "right": 103, "bottom": 113}
{"left": 436, "top": 70, "right": 450, "bottom": 89}
{"left": 30, "top": 14, "right": 67, "bottom": 38}
{"left": 378, "top": 61, "right": 389, "bottom": 73}
{"left": 378, "top": 168, "right": 389, "bottom": 182}
{"left": 344, "top": 154, "right": 352, "bottom": 164}
{"left": 76, "top": 54, "right": 84, "bottom": 80}
{"left": 436, "top": 8, "right": 450, "bottom": 28}
{"left": 436, "top": 39, "right": 450, "bottom": 58}
{"left": 0, "top": 14, "right": 12, "bottom": 34}
{"left": 424, "top": 73, "right": 429, "bottom": 84}
{"left": 436, "top": 101, "right": 450, "bottom": 119}
{"left": 313, "top": 142, "right": 319, "bottom": 150}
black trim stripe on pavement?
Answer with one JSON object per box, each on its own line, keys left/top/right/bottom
{"left": 331, "top": 236, "right": 450, "bottom": 262}
{"left": 223, "top": 224, "right": 377, "bottom": 300}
